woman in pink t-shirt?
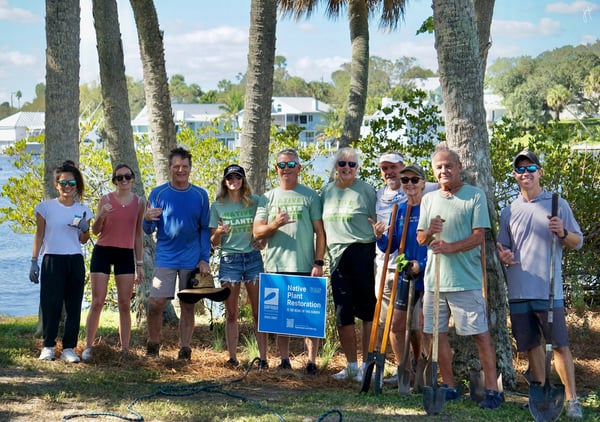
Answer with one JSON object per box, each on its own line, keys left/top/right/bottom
{"left": 83, "top": 164, "right": 145, "bottom": 360}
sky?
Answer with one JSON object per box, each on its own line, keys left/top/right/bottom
{"left": 0, "top": 0, "right": 598, "bottom": 106}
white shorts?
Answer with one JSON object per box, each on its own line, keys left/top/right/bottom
{"left": 423, "top": 289, "right": 488, "bottom": 336}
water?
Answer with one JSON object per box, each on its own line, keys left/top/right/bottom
{"left": 0, "top": 154, "right": 39, "bottom": 317}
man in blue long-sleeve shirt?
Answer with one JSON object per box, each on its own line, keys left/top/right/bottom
{"left": 143, "top": 147, "right": 211, "bottom": 360}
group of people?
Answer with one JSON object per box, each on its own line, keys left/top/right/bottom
{"left": 29, "top": 144, "right": 583, "bottom": 418}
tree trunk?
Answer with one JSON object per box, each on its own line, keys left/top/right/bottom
{"left": 239, "top": 0, "right": 277, "bottom": 195}
{"left": 339, "top": 0, "right": 369, "bottom": 148}
{"left": 129, "top": 0, "right": 177, "bottom": 324}
{"left": 44, "top": 0, "right": 80, "bottom": 197}
{"left": 433, "top": 0, "right": 516, "bottom": 389}
{"left": 129, "top": 0, "right": 176, "bottom": 186}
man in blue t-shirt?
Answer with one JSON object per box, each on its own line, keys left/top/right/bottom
{"left": 143, "top": 147, "right": 211, "bottom": 360}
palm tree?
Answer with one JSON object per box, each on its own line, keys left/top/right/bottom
{"left": 239, "top": 0, "right": 278, "bottom": 195}
{"left": 433, "top": 0, "right": 516, "bottom": 388}
{"left": 129, "top": 0, "right": 176, "bottom": 185}
{"left": 279, "top": 0, "right": 408, "bottom": 148}
{"left": 92, "top": 0, "right": 143, "bottom": 196}
{"left": 546, "top": 84, "right": 572, "bottom": 121}
{"left": 44, "top": 0, "right": 81, "bottom": 195}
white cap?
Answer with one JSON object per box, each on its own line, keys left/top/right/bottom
{"left": 379, "top": 153, "right": 404, "bottom": 164}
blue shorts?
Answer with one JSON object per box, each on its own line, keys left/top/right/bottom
{"left": 90, "top": 245, "right": 135, "bottom": 275}
{"left": 509, "top": 299, "right": 569, "bottom": 351}
{"left": 218, "top": 250, "right": 264, "bottom": 283}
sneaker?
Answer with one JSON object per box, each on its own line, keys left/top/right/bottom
{"left": 177, "top": 347, "right": 192, "bottom": 360}
{"left": 226, "top": 358, "right": 239, "bottom": 367}
{"left": 442, "top": 384, "right": 459, "bottom": 401}
{"left": 479, "top": 389, "right": 502, "bottom": 410}
{"left": 60, "top": 348, "right": 80, "bottom": 363}
{"left": 565, "top": 399, "right": 583, "bottom": 419}
{"left": 278, "top": 358, "right": 292, "bottom": 370}
{"left": 333, "top": 365, "right": 361, "bottom": 382}
{"left": 146, "top": 342, "right": 160, "bottom": 357}
{"left": 304, "top": 362, "right": 318, "bottom": 376}
{"left": 38, "top": 347, "right": 55, "bottom": 361}
{"left": 82, "top": 347, "right": 93, "bottom": 362}
{"left": 257, "top": 359, "right": 269, "bottom": 370}
{"left": 383, "top": 370, "right": 399, "bottom": 384}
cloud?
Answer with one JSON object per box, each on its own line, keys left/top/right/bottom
{"left": 372, "top": 38, "right": 438, "bottom": 72}
{"left": 492, "top": 18, "right": 562, "bottom": 39}
{"left": 545, "top": 1, "right": 599, "bottom": 14}
{"left": 0, "top": 0, "right": 40, "bottom": 22}
{"left": 288, "top": 56, "right": 348, "bottom": 82}
{"left": 580, "top": 34, "right": 599, "bottom": 45}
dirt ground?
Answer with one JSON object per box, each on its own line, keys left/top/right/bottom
{"left": 1, "top": 310, "right": 599, "bottom": 420}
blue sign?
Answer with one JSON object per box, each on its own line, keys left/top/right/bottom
{"left": 258, "top": 273, "right": 327, "bottom": 338}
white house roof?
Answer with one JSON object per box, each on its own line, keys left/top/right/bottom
{"left": 131, "top": 103, "right": 227, "bottom": 126}
{"left": 271, "top": 97, "right": 330, "bottom": 114}
{"left": 0, "top": 111, "right": 45, "bottom": 129}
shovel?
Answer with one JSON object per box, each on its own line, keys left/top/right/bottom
{"left": 397, "top": 273, "right": 415, "bottom": 395}
{"left": 529, "top": 193, "right": 565, "bottom": 422}
{"left": 361, "top": 204, "right": 398, "bottom": 393}
{"left": 423, "top": 250, "right": 447, "bottom": 415}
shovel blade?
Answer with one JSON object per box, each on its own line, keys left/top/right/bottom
{"left": 423, "top": 385, "right": 447, "bottom": 416}
{"left": 397, "top": 366, "right": 411, "bottom": 395}
{"left": 360, "top": 361, "right": 375, "bottom": 393}
{"left": 528, "top": 382, "right": 565, "bottom": 422}
{"left": 469, "top": 368, "right": 485, "bottom": 403}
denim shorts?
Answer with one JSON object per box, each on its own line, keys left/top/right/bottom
{"left": 218, "top": 250, "right": 264, "bottom": 283}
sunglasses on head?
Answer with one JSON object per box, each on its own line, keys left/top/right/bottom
{"left": 337, "top": 161, "right": 357, "bottom": 168}
{"left": 400, "top": 176, "right": 422, "bottom": 184}
{"left": 59, "top": 179, "right": 77, "bottom": 187}
{"left": 515, "top": 165, "right": 539, "bottom": 174}
{"left": 114, "top": 173, "right": 134, "bottom": 182}
{"left": 226, "top": 173, "right": 243, "bottom": 181}
{"left": 276, "top": 161, "right": 298, "bottom": 169}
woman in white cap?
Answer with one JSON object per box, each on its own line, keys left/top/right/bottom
{"left": 210, "top": 164, "right": 267, "bottom": 368}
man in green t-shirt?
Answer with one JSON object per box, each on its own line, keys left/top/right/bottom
{"left": 253, "top": 149, "right": 326, "bottom": 375}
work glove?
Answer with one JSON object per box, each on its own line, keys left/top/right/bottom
{"left": 77, "top": 212, "right": 89, "bottom": 233}
{"left": 29, "top": 260, "right": 39, "bottom": 284}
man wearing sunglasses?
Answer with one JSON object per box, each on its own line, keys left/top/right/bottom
{"left": 497, "top": 150, "right": 584, "bottom": 419}
{"left": 253, "top": 148, "right": 326, "bottom": 375}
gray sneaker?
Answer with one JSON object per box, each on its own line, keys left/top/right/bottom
{"left": 565, "top": 399, "right": 583, "bottom": 419}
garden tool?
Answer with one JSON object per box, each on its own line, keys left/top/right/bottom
{"left": 397, "top": 271, "right": 415, "bottom": 395}
{"left": 423, "top": 244, "right": 448, "bottom": 415}
{"left": 361, "top": 204, "right": 398, "bottom": 393}
{"left": 529, "top": 193, "right": 565, "bottom": 422}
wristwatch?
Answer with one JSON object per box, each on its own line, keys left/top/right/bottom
{"left": 559, "top": 228, "right": 568, "bottom": 240}
{"left": 314, "top": 259, "right": 324, "bottom": 266}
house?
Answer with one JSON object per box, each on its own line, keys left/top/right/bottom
{"left": 131, "top": 103, "right": 239, "bottom": 149}
{"left": 0, "top": 112, "right": 45, "bottom": 150}
{"left": 238, "top": 97, "right": 331, "bottom": 147}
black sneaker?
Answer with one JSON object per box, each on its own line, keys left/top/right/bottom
{"left": 479, "top": 389, "right": 502, "bottom": 410}
{"left": 278, "top": 358, "right": 292, "bottom": 370}
{"left": 177, "top": 346, "right": 192, "bottom": 360}
{"left": 146, "top": 342, "right": 160, "bottom": 357}
{"left": 257, "top": 359, "right": 269, "bottom": 370}
{"left": 304, "top": 362, "right": 318, "bottom": 376}
{"left": 226, "top": 358, "right": 239, "bottom": 367}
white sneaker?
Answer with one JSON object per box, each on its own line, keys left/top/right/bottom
{"left": 333, "top": 365, "right": 362, "bottom": 382}
{"left": 565, "top": 399, "right": 583, "bottom": 419}
{"left": 38, "top": 347, "right": 55, "bottom": 361}
{"left": 82, "top": 348, "right": 92, "bottom": 362}
{"left": 383, "top": 370, "right": 399, "bottom": 384}
{"left": 60, "top": 348, "right": 80, "bottom": 363}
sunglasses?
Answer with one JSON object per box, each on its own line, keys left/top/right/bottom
{"left": 58, "top": 179, "right": 77, "bottom": 187}
{"left": 226, "top": 173, "right": 243, "bottom": 181}
{"left": 276, "top": 161, "right": 298, "bottom": 169}
{"left": 400, "top": 176, "right": 422, "bottom": 184}
{"left": 515, "top": 165, "right": 539, "bottom": 174}
{"left": 337, "top": 161, "right": 357, "bottom": 168}
{"left": 114, "top": 173, "right": 134, "bottom": 182}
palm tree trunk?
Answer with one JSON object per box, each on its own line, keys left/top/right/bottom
{"left": 434, "top": 0, "right": 515, "bottom": 389}
{"left": 339, "top": 0, "right": 369, "bottom": 148}
{"left": 239, "top": 0, "right": 277, "bottom": 195}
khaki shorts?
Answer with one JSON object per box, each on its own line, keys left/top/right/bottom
{"left": 150, "top": 267, "right": 196, "bottom": 299}
{"left": 423, "top": 289, "right": 488, "bottom": 336}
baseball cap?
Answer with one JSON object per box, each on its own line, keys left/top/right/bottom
{"left": 379, "top": 152, "right": 404, "bottom": 164}
{"left": 223, "top": 164, "right": 246, "bottom": 178}
{"left": 513, "top": 150, "right": 541, "bottom": 169}
{"left": 399, "top": 164, "right": 426, "bottom": 179}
